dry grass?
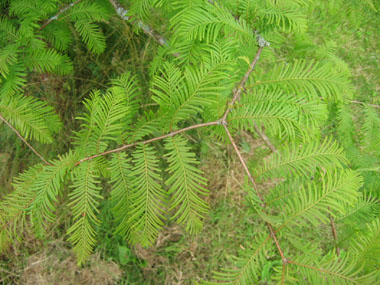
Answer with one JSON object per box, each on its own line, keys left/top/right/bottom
{"left": 18, "top": 240, "right": 122, "bottom": 285}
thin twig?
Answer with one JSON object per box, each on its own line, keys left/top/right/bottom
{"left": 330, "top": 215, "right": 340, "bottom": 256}
{"left": 75, "top": 120, "right": 220, "bottom": 165}
{"left": 0, "top": 113, "right": 52, "bottom": 166}
{"left": 39, "top": 0, "right": 83, "bottom": 31}
{"left": 107, "top": 0, "right": 167, "bottom": 46}
{"left": 222, "top": 122, "right": 287, "bottom": 262}
{"left": 253, "top": 123, "right": 277, "bottom": 152}
{"left": 221, "top": 46, "right": 264, "bottom": 122}
{"left": 350, "top": 100, "right": 380, "bottom": 109}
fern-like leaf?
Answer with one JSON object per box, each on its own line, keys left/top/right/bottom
{"left": 349, "top": 217, "right": 380, "bottom": 270}
{"left": 0, "top": 93, "right": 62, "bottom": 143}
{"left": 73, "top": 88, "right": 130, "bottom": 154}
{"left": 128, "top": 145, "right": 167, "bottom": 246}
{"left": 254, "top": 137, "right": 347, "bottom": 180}
{"left": 67, "top": 161, "right": 103, "bottom": 265}
{"left": 29, "top": 152, "right": 76, "bottom": 236}
{"left": 109, "top": 152, "right": 132, "bottom": 239}
{"left": 171, "top": 2, "right": 254, "bottom": 44}
{"left": 74, "top": 20, "right": 106, "bottom": 54}
{"left": 289, "top": 253, "right": 379, "bottom": 284}
{"left": 210, "top": 234, "right": 272, "bottom": 284}
{"left": 277, "top": 170, "right": 362, "bottom": 230}
{"left": 164, "top": 136, "right": 209, "bottom": 233}
{"left": 250, "top": 60, "right": 351, "bottom": 101}
{"left": 0, "top": 164, "right": 43, "bottom": 251}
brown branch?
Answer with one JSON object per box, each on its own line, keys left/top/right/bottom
{"left": 107, "top": 0, "right": 167, "bottom": 46}
{"left": 253, "top": 123, "right": 277, "bottom": 152}
{"left": 330, "top": 215, "right": 340, "bottom": 256}
{"left": 222, "top": 123, "right": 286, "bottom": 262}
{"left": 39, "top": 0, "right": 83, "bottom": 31}
{"left": 221, "top": 46, "right": 264, "bottom": 122}
{"left": 218, "top": 47, "right": 288, "bottom": 267}
{"left": 350, "top": 100, "right": 380, "bottom": 109}
{"left": 0, "top": 113, "right": 52, "bottom": 166}
{"left": 75, "top": 120, "right": 220, "bottom": 165}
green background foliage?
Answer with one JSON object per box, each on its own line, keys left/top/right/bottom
{"left": 0, "top": 0, "right": 379, "bottom": 283}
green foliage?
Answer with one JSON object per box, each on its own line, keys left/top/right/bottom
{"left": 0, "top": 93, "right": 62, "bottom": 143}
{"left": 164, "top": 136, "right": 209, "bottom": 233}
{"left": 128, "top": 144, "right": 167, "bottom": 246}
{"left": 0, "top": 0, "right": 379, "bottom": 283}
{"left": 67, "top": 161, "right": 103, "bottom": 265}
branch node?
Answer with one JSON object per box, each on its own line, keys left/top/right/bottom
{"left": 256, "top": 32, "right": 270, "bottom": 47}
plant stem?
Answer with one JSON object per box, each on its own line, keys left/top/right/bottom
{"left": 350, "top": 100, "right": 380, "bottom": 109}
{"left": 39, "top": 0, "right": 83, "bottom": 31}
{"left": 221, "top": 46, "right": 264, "bottom": 122}
{"left": 75, "top": 120, "right": 220, "bottom": 165}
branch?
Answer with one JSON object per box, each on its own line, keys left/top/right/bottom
{"left": 75, "top": 120, "right": 220, "bottom": 165}
{"left": 220, "top": 47, "right": 287, "bottom": 265}
{"left": 350, "top": 100, "right": 380, "bottom": 109}
{"left": 221, "top": 46, "right": 264, "bottom": 122}
{"left": 253, "top": 123, "right": 277, "bottom": 152}
{"left": 0, "top": 113, "right": 52, "bottom": 166}
{"left": 222, "top": 122, "right": 287, "bottom": 263}
{"left": 330, "top": 214, "right": 341, "bottom": 256}
{"left": 39, "top": 0, "right": 83, "bottom": 31}
{"left": 108, "top": 0, "right": 167, "bottom": 46}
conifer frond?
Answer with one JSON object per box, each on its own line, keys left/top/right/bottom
{"left": 254, "top": 137, "right": 347, "bottom": 180}
{"left": 164, "top": 136, "right": 209, "bottom": 233}
{"left": 29, "top": 152, "right": 76, "bottom": 236}
{"left": 0, "top": 164, "right": 44, "bottom": 251}
{"left": 257, "top": 1, "right": 308, "bottom": 32}
{"left": 67, "top": 161, "right": 103, "bottom": 265}
{"left": 73, "top": 88, "right": 130, "bottom": 154}
{"left": 210, "top": 234, "right": 272, "bottom": 284}
{"left": 24, "top": 48, "right": 63, "bottom": 73}
{"left": 277, "top": 170, "right": 361, "bottom": 229}
{"left": 0, "top": 17, "right": 18, "bottom": 41}
{"left": 109, "top": 152, "right": 132, "bottom": 239}
{"left": 67, "top": 1, "right": 107, "bottom": 22}
{"left": 336, "top": 193, "right": 380, "bottom": 225}
{"left": 0, "top": 63, "right": 26, "bottom": 96}
{"left": 290, "top": 253, "right": 379, "bottom": 284}
{"left": 349, "top": 218, "right": 380, "bottom": 270}
{"left": 152, "top": 51, "right": 234, "bottom": 129}
{"left": 0, "top": 93, "right": 62, "bottom": 143}
{"left": 110, "top": 72, "right": 141, "bottom": 123}
{"left": 52, "top": 54, "right": 73, "bottom": 75}
{"left": 128, "top": 145, "right": 167, "bottom": 246}
{"left": 251, "top": 60, "right": 351, "bottom": 101}
{"left": 0, "top": 44, "right": 18, "bottom": 78}
{"left": 336, "top": 103, "right": 355, "bottom": 147}
{"left": 42, "top": 21, "right": 73, "bottom": 51}
{"left": 229, "top": 87, "right": 327, "bottom": 140}
{"left": 124, "top": 111, "right": 165, "bottom": 143}
{"left": 74, "top": 20, "right": 106, "bottom": 54}
{"left": 243, "top": 87, "right": 327, "bottom": 131}
{"left": 10, "top": 0, "right": 56, "bottom": 18}
{"left": 129, "top": 0, "right": 160, "bottom": 20}
{"left": 171, "top": 2, "right": 254, "bottom": 44}
{"left": 362, "top": 105, "right": 380, "bottom": 151}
